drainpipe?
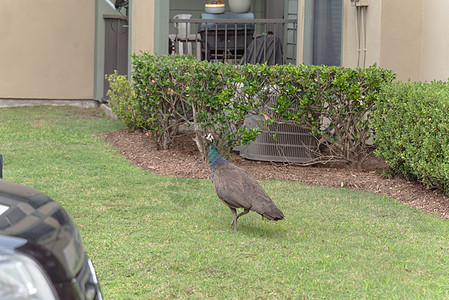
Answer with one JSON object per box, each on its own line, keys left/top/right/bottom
{"left": 351, "top": 0, "right": 369, "bottom": 67}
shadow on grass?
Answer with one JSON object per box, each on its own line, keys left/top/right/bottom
{"left": 224, "top": 218, "right": 288, "bottom": 238}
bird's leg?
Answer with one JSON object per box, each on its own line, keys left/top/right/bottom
{"left": 236, "top": 208, "right": 250, "bottom": 220}
{"left": 229, "top": 207, "right": 237, "bottom": 232}
{"left": 229, "top": 208, "right": 250, "bottom": 232}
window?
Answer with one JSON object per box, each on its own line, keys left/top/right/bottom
{"left": 303, "top": 0, "right": 342, "bottom": 66}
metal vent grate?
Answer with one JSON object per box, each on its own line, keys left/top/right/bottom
{"left": 238, "top": 116, "right": 318, "bottom": 163}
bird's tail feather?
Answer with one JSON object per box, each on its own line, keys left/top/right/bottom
{"left": 257, "top": 204, "right": 284, "bottom": 221}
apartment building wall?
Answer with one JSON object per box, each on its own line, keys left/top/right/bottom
{"left": 342, "top": 0, "right": 424, "bottom": 81}
{"left": 0, "top": 1, "right": 96, "bottom": 104}
{"left": 341, "top": 0, "right": 382, "bottom": 68}
{"left": 380, "top": 0, "right": 424, "bottom": 81}
{"left": 342, "top": 0, "right": 448, "bottom": 82}
{"left": 2, "top": 0, "right": 448, "bottom": 108}
{"left": 131, "top": 0, "right": 157, "bottom": 54}
{"left": 421, "top": 0, "right": 449, "bottom": 82}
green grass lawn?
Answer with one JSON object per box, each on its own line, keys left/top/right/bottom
{"left": 1, "top": 106, "right": 448, "bottom": 299}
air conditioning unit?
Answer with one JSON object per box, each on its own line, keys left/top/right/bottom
{"left": 231, "top": 85, "right": 318, "bottom": 164}
{"left": 237, "top": 115, "right": 318, "bottom": 164}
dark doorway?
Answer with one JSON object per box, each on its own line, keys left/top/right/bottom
{"left": 103, "top": 14, "right": 129, "bottom": 101}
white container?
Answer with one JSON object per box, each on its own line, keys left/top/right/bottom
{"left": 173, "top": 14, "right": 192, "bottom": 38}
{"left": 228, "top": 0, "right": 251, "bottom": 13}
{"left": 205, "top": 4, "right": 225, "bottom": 14}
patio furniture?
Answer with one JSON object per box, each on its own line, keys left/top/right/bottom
{"left": 240, "top": 34, "right": 284, "bottom": 65}
{"left": 169, "top": 34, "right": 202, "bottom": 59}
{"left": 198, "top": 13, "right": 255, "bottom": 62}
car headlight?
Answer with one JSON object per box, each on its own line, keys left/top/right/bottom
{"left": 0, "top": 252, "right": 58, "bottom": 300}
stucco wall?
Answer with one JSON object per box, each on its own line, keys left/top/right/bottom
{"left": 342, "top": 0, "right": 449, "bottom": 82}
{"left": 341, "top": 0, "right": 382, "bottom": 68}
{"left": 131, "top": 0, "right": 155, "bottom": 54}
{"left": 421, "top": 0, "right": 449, "bottom": 82}
{"left": 0, "top": 1, "right": 95, "bottom": 100}
{"left": 380, "top": 0, "right": 424, "bottom": 81}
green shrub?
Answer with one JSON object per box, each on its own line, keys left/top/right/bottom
{"left": 107, "top": 53, "right": 394, "bottom": 167}
{"left": 234, "top": 63, "right": 395, "bottom": 168}
{"left": 131, "top": 54, "right": 193, "bottom": 150}
{"left": 106, "top": 71, "right": 138, "bottom": 130}
{"left": 130, "top": 53, "right": 258, "bottom": 157}
{"left": 372, "top": 81, "right": 449, "bottom": 194}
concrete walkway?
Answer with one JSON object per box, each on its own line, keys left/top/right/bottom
{"left": 0, "top": 98, "right": 117, "bottom": 119}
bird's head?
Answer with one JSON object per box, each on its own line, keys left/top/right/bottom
{"left": 205, "top": 133, "right": 214, "bottom": 143}
{"left": 204, "top": 133, "right": 219, "bottom": 151}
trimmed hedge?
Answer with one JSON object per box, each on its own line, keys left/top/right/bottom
{"left": 130, "top": 53, "right": 258, "bottom": 157}
{"left": 107, "top": 53, "right": 395, "bottom": 166}
{"left": 236, "top": 63, "right": 395, "bottom": 168}
{"left": 372, "top": 81, "right": 449, "bottom": 194}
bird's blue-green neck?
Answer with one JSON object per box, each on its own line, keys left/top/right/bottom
{"left": 208, "top": 144, "right": 228, "bottom": 173}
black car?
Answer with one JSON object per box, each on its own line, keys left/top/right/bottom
{"left": 0, "top": 178, "right": 103, "bottom": 300}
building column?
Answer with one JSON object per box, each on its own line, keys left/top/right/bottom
{"left": 130, "top": 0, "right": 169, "bottom": 55}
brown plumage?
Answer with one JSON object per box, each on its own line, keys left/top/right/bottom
{"left": 207, "top": 136, "right": 284, "bottom": 231}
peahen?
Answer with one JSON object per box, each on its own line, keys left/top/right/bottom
{"left": 206, "top": 134, "right": 284, "bottom": 231}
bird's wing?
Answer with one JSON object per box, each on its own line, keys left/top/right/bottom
{"left": 215, "top": 163, "right": 284, "bottom": 220}
{"left": 212, "top": 163, "right": 253, "bottom": 209}
{"left": 212, "top": 162, "right": 284, "bottom": 220}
